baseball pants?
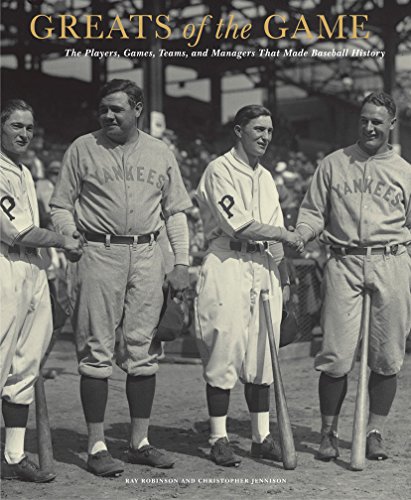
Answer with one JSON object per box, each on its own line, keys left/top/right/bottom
{"left": 195, "top": 245, "right": 283, "bottom": 390}
{"left": 316, "top": 249, "right": 411, "bottom": 377}
{"left": 67, "top": 240, "right": 165, "bottom": 379}
{"left": 1, "top": 246, "right": 52, "bottom": 405}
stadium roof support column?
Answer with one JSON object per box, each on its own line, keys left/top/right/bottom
{"left": 381, "top": 0, "right": 400, "bottom": 148}
{"left": 142, "top": 0, "right": 164, "bottom": 133}
{"left": 91, "top": 0, "right": 108, "bottom": 86}
{"left": 262, "top": 60, "right": 277, "bottom": 117}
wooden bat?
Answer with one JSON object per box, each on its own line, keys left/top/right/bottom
{"left": 35, "top": 372, "right": 55, "bottom": 474}
{"left": 350, "top": 289, "right": 372, "bottom": 471}
{"left": 261, "top": 290, "right": 297, "bottom": 470}
{"left": 34, "top": 293, "right": 66, "bottom": 474}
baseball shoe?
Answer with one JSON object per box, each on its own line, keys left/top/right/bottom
{"left": 366, "top": 430, "right": 388, "bottom": 460}
{"left": 210, "top": 437, "right": 241, "bottom": 467}
{"left": 128, "top": 445, "right": 175, "bottom": 469}
{"left": 251, "top": 434, "right": 282, "bottom": 462}
{"left": 87, "top": 450, "right": 124, "bottom": 477}
{"left": 1, "top": 456, "right": 56, "bottom": 483}
{"left": 316, "top": 430, "right": 339, "bottom": 461}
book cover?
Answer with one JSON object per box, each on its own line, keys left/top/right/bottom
{"left": 1, "top": 1, "right": 410, "bottom": 499}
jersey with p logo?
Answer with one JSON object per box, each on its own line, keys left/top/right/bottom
{"left": 0, "top": 153, "right": 37, "bottom": 246}
{"left": 195, "top": 150, "right": 283, "bottom": 240}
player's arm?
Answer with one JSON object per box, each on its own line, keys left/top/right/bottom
{"left": 236, "top": 220, "right": 303, "bottom": 249}
{"left": 295, "top": 160, "right": 330, "bottom": 243}
{"left": 164, "top": 212, "right": 190, "bottom": 292}
{"left": 0, "top": 210, "right": 80, "bottom": 253}
{"left": 17, "top": 226, "right": 81, "bottom": 253}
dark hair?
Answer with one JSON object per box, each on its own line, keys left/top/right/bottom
{"left": 99, "top": 79, "right": 143, "bottom": 109}
{"left": 1, "top": 99, "right": 34, "bottom": 126}
{"left": 233, "top": 105, "right": 272, "bottom": 127}
{"left": 362, "top": 92, "right": 396, "bottom": 118}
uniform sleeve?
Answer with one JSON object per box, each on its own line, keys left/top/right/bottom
{"left": 161, "top": 150, "right": 193, "bottom": 218}
{"left": 49, "top": 143, "right": 82, "bottom": 212}
{"left": 296, "top": 161, "right": 330, "bottom": 237}
{"left": 199, "top": 164, "right": 254, "bottom": 236}
{"left": 0, "top": 173, "right": 34, "bottom": 245}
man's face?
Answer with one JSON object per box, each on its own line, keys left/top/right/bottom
{"left": 1, "top": 110, "right": 34, "bottom": 159}
{"left": 236, "top": 115, "right": 273, "bottom": 161}
{"left": 98, "top": 91, "right": 142, "bottom": 143}
{"left": 358, "top": 102, "right": 395, "bottom": 155}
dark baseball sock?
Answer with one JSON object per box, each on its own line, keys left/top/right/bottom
{"left": 2, "top": 400, "right": 29, "bottom": 428}
{"left": 244, "top": 383, "right": 270, "bottom": 413}
{"left": 206, "top": 384, "right": 230, "bottom": 417}
{"left": 319, "top": 373, "right": 347, "bottom": 416}
{"left": 368, "top": 371, "right": 397, "bottom": 416}
{"left": 126, "top": 374, "right": 156, "bottom": 419}
{"left": 80, "top": 375, "right": 108, "bottom": 423}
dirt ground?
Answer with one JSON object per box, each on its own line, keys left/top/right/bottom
{"left": 1, "top": 336, "right": 410, "bottom": 500}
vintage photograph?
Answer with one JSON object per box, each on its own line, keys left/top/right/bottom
{"left": 1, "top": 1, "right": 410, "bottom": 499}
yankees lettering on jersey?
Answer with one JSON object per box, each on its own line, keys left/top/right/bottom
{"left": 50, "top": 130, "right": 191, "bottom": 235}
{"left": 331, "top": 176, "right": 402, "bottom": 208}
{"left": 0, "top": 152, "right": 37, "bottom": 246}
{"left": 297, "top": 143, "right": 411, "bottom": 247}
{"left": 196, "top": 149, "right": 284, "bottom": 241}
{"left": 85, "top": 163, "right": 166, "bottom": 189}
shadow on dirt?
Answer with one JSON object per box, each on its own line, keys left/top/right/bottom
{"left": 9, "top": 416, "right": 353, "bottom": 473}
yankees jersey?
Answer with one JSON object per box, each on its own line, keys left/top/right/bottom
{"left": 50, "top": 130, "right": 192, "bottom": 235}
{"left": 297, "top": 143, "right": 411, "bottom": 246}
{"left": 196, "top": 149, "right": 284, "bottom": 241}
{"left": 0, "top": 152, "right": 38, "bottom": 247}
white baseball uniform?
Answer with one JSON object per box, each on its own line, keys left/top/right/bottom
{"left": 0, "top": 152, "right": 52, "bottom": 405}
{"left": 194, "top": 149, "right": 284, "bottom": 390}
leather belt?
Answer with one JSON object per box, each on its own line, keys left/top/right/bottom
{"left": 84, "top": 231, "right": 159, "bottom": 245}
{"left": 8, "top": 245, "right": 37, "bottom": 255}
{"left": 331, "top": 244, "right": 400, "bottom": 256}
{"left": 229, "top": 241, "right": 268, "bottom": 253}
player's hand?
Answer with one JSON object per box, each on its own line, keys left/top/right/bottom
{"left": 282, "top": 230, "right": 305, "bottom": 253}
{"left": 63, "top": 231, "right": 83, "bottom": 262}
{"left": 166, "top": 264, "right": 189, "bottom": 293}
{"left": 282, "top": 283, "right": 291, "bottom": 306}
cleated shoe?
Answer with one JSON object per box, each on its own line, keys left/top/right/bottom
{"left": 316, "top": 430, "right": 339, "bottom": 461}
{"left": 366, "top": 430, "right": 388, "bottom": 460}
{"left": 1, "top": 456, "right": 56, "bottom": 483}
{"left": 128, "top": 445, "right": 175, "bottom": 469}
{"left": 87, "top": 450, "right": 124, "bottom": 477}
{"left": 251, "top": 434, "right": 282, "bottom": 462}
{"left": 210, "top": 437, "right": 241, "bottom": 467}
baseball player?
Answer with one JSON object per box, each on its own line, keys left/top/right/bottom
{"left": 50, "top": 79, "right": 192, "bottom": 477}
{"left": 194, "top": 105, "right": 304, "bottom": 466}
{"left": 1, "top": 99, "right": 81, "bottom": 482}
{"left": 295, "top": 92, "right": 411, "bottom": 461}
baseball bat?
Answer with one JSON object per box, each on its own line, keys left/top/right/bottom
{"left": 35, "top": 372, "right": 55, "bottom": 474}
{"left": 350, "top": 289, "right": 372, "bottom": 471}
{"left": 34, "top": 295, "right": 64, "bottom": 475}
{"left": 261, "top": 290, "right": 297, "bottom": 470}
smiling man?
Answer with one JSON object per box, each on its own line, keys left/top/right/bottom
{"left": 194, "top": 105, "right": 303, "bottom": 467}
{"left": 50, "top": 80, "right": 192, "bottom": 477}
{"left": 295, "top": 92, "right": 411, "bottom": 462}
{"left": 1, "top": 99, "right": 81, "bottom": 483}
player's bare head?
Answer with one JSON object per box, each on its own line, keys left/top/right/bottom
{"left": 361, "top": 92, "right": 396, "bottom": 119}
{"left": 1, "top": 99, "right": 34, "bottom": 160}
{"left": 233, "top": 105, "right": 273, "bottom": 165}
{"left": 98, "top": 80, "right": 143, "bottom": 144}
{"left": 99, "top": 79, "right": 143, "bottom": 110}
{"left": 233, "top": 105, "right": 272, "bottom": 128}
{"left": 1, "top": 99, "right": 34, "bottom": 127}
{"left": 358, "top": 92, "right": 396, "bottom": 156}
